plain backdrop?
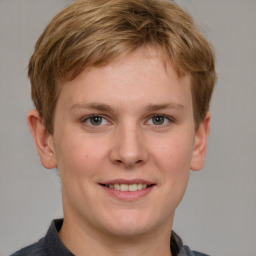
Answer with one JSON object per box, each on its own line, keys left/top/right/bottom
{"left": 0, "top": 1, "right": 255, "bottom": 255}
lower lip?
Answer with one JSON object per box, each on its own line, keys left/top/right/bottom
{"left": 101, "top": 185, "right": 155, "bottom": 201}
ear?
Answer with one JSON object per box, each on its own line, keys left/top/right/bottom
{"left": 27, "top": 110, "right": 57, "bottom": 169}
{"left": 190, "top": 112, "right": 210, "bottom": 171}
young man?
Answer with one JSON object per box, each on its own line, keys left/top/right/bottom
{"left": 12, "top": 0, "right": 216, "bottom": 255}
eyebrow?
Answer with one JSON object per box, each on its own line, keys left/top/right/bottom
{"left": 69, "top": 102, "right": 184, "bottom": 112}
{"left": 145, "top": 103, "right": 185, "bottom": 111}
{"left": 69, "top": 103, "right": 114, "bottom": 112}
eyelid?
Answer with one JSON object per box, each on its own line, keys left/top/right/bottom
{"left": 81, "top": 114, "right": 110, "bottom": 126}
{"left": 80, "top": 113, "right": 175, "bottom": 126}
{"left": 146, "top": 114, "right": 174, "bottom": 125}
{"left": 81, "top": 114, "right": 100, "bottom": 122}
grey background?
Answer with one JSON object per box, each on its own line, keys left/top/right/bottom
{"left": 0, "top": 0, "right": 255, "bottom": 255}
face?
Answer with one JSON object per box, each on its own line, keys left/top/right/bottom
{"left": 34, "top": 47, "right": 208, "bottom": 238}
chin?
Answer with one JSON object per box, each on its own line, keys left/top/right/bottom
{"left": 106, "top": 224, "right": 151, "bottom": 238}
{"left": 101, "top": 210, "right": 165, "bottom": 238}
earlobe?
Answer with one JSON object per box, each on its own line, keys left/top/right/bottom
{"left": 27, "top": 110, "right": 57, "bottom": 169}
{"left": 190, "top": 112, "right": 210, "bottom": 171}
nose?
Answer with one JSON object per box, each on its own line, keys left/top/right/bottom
{"left": 109, "top": 123, "right": 149, "bottom": 168}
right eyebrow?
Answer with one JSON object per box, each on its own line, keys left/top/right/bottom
{"left": 69, "top": 103, "right": 114, "bottom": 112}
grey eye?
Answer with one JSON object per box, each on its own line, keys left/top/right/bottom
{"left": 82, "top": 115, "right": 109, "bottom": 128}
{"left": 152, "top": 115, "right": 165, "bottom": 125}
{"left": 88, "top": 116, "right": 103, "bottom": 126}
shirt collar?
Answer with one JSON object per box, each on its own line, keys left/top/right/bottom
{"left": 41, "top": 219, "right": 186, "bottom": 256}
{"left": 41, "top": 219, "right": 74, "bottom": 256}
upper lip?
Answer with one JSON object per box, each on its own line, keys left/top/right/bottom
{"left": 100, "top": 179, "right": 154, "bottom": 185}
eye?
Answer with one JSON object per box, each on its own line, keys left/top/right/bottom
{"left": 82, "top": 115, "right": 108, "bottom": 126}
{"left": 147, "top": 115, "right": 171, "bottom": 126}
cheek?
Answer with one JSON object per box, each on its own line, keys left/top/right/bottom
{"left": 152, "top": 134, "right": 194, "bottom": 177}
{"left": 149, "top": 137, "right": 192, "bottom": 219}
{"left": 54, "top": 136, "right": 107, "bottom": 180}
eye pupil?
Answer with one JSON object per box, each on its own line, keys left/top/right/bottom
{"left": 90, "top": 116, "right": 102, "bottom": 125}
{"left": 153, "top": 115, "right": 164, "bottom": 125}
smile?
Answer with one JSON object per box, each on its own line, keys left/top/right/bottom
{"left": 103, "top": 183, "right": 151, "bottom": 192}
{"left": 100, "top": 181, "right": 155, "bottom": 201}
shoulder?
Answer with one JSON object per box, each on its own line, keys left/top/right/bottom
{"left": 179, "top": 245, "right": 210, "bottom": 256}
{"left": 172, "top": 231, "right": 210, "bottom": 256}
{"left": 10, "top": 239, "right": 43, "bottom": 256}
{"left": 191, "top": 250, "right": 210, "bottom": 256}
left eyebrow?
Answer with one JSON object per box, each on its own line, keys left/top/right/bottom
{"left": 69, "top": 103, "right": 114, "bottom": 112}
{"left": 145, "top": 102, "right": 185, "bottom": 111}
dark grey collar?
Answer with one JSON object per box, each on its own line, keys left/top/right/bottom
{"left": 40, "top": 219, "right": 204, "bottom": 256}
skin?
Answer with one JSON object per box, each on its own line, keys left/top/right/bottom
{"left": 28, "top": 46, "right": 210, "bottom": 256}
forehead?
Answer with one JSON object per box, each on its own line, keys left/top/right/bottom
{"left": 66, "top": 46, "right": 186, "bottom": 84}
{"left": 57, "top": 46, "right": 192, "bottom": 112}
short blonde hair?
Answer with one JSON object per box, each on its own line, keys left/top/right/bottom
{"left": 28, "top": 0, "right": 216, "bottom": 134}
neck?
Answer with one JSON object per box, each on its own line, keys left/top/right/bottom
{"left": 59, "top": 214, "right": 173, "bottom": 256}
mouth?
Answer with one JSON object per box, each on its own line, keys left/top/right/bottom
{"left": 100, "top": 183, "right": 155, "bottom": 192}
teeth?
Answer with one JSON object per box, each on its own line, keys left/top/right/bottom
{"left": 128, "top": 184, "right": 137, "bottom": 192}
{"left": 120, "top": 184, "right": 128, "bottom": 191}
{"left": 106, "top": 183, "right": 149, "bottom": 191}
{"left": 114, "top": 183, "right": 120, "bottom": 190}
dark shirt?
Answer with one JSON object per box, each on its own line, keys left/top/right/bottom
{"left": 11, "top": 219, "right": 209, "bottom": 256}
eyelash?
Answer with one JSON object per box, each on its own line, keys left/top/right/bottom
{"left": 147, "top": 114, "right": 174, "bottom": 126}
{"left": 81, "top": 114, "right": 174, "bottom": 127}
{"left": 81, "top": 115, "right": 109, "bottom": 126}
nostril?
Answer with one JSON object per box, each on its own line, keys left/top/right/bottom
{"left": 113, "top": 158, "right": 144, "bottom": 168}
